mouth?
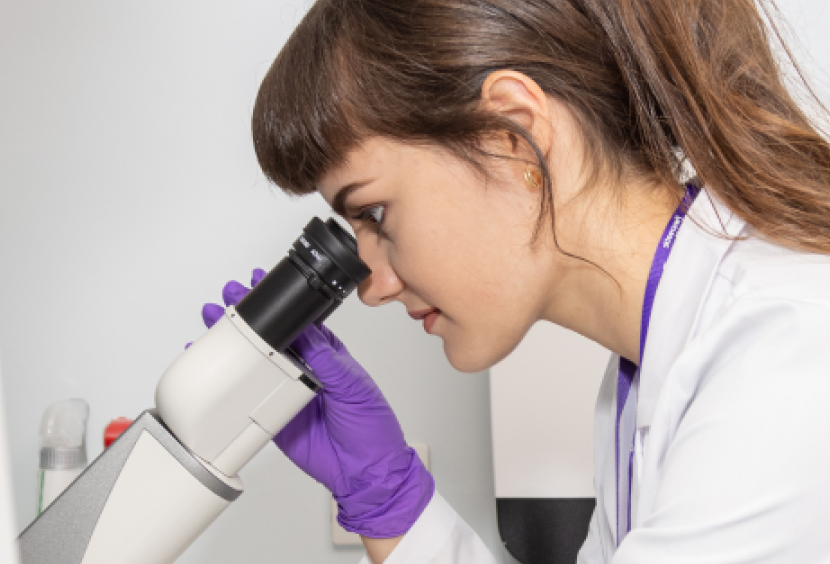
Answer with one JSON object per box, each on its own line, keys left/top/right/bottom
{"left": 408, "top": 307, "right": 442, "bottom": 334}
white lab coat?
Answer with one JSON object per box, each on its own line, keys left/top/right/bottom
{"left": 360, "top": 191, "right": 830, "bottom": 564}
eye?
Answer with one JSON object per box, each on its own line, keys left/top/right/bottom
{"left": 353, "top": 205, "right": 385, "bottom": 226}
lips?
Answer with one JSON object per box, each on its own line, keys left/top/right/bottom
{"left": 408, "top": 307, "right": 438, "bottom": 320}
{"left": 408, "top": 307, "right": 442, "bottom": 333}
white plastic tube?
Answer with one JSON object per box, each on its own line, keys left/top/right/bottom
{"left": 37, "top": 399, "right": 89, "bottom": 513}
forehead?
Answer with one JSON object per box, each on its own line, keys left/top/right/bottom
{"left": 316, "top": 137, "right": 394, "bottom": 203}
{"left": 317, "top": 137, "right": 454, "bottom": 205}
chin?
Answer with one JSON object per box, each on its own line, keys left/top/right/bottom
{"left": 442, "top": 340, "right": 501, "bottom": 374}
{"left": 441, "top": 326, "right": 527, "bottom": 373}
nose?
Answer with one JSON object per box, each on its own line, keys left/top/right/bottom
{"left": 355, "top": 236, "right": 405, "bottom": 307}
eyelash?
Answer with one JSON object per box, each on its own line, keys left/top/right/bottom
{"left": 351, "top": 205, "right": 385, "bottom": 229}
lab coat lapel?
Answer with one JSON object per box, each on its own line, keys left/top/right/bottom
{"left": 636, "top": 191, "right": 746, "bottom": 429}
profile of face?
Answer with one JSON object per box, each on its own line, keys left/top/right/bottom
{"left": 315, "top": 72, "right": 610, "bottom": 372}
{"left": 318, "top": 137, "right": 553, "bottom": 373}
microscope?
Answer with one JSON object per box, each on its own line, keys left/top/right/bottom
{"left": 17, "top": 217, "right": 370, "bottom": 564}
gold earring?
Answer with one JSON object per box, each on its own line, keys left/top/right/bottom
{"left": 524, "top": 165, "right": 541, "bottom": 189}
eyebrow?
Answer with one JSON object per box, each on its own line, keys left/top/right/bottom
{"left": 330, "top": 180, "right": 374, "bottom": 217}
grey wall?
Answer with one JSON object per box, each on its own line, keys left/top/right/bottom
{"left": 0, "top": 1, "right": 503, "bottom": 562}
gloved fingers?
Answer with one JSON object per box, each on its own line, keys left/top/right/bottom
{"left": 316, "top": 323, "right": 346, "bottom": 353}
{"left": 202, "top": 303, "right": 226, "bottom": 329}
{"left": 293, "top": 323, "right": 350, "bottom": 361}
{"left": 291, "top": 324, "right": 375, "bottom": 396}
{"left": 291, "top": 324, "right": 333, "bottom": 363}
{"left": 185, "top": 342, "right": 193, "bottom": 349}
{"left": 222, "top": 280, "right": 250, "bottom": 307}
{"left": 273, "top": 394, "right": 320, "bottom": 461}
{"left": 272, "top": 396, "right": 341, "bottom": 489}
{"left": 292, "top": 325, "right": 352, "bottom": 387}
{"left": 251, "top": 268, "right": 266, "bottom": 287}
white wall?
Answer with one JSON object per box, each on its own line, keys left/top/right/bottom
{"left": 0, "top": 1, "right": 503, "bottom": 562}
{"left": 772, "top": 1, "right": 830, "bottom": 126}
{"left": 776, "top": 0, "right": 830, "bottom": 75}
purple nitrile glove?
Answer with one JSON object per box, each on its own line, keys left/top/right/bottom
{"left": 200, "top": 269, "right": 434, "bottom": 538}
{"left": 279, "top": 323, "right": 434, "bottom": 537}
{"left": 186, "top": 269, "right": 267, "bottom": 348}
{"left": 201, "top": 268, "right": 267, "bottom": 329}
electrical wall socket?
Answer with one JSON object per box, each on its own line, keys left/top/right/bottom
{"left": 331, "top": 443, "right": 430, "bottom": 546}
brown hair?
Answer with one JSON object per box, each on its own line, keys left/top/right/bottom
{"left": 252, "top": 0, "right": 830, "bottom": 255}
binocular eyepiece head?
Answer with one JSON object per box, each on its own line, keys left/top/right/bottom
{"left": 235, "top": 217, "right": 371, "bottom": 352}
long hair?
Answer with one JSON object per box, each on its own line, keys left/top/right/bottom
{"left": 252, "top": 0, "right": 830, "bottom": 255}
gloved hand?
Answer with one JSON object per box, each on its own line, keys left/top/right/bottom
{"left": 200, "top": 268, "right": 267, "bottom": 328}
{"left": 200, "top": 269, "right": 434, "bottom": 538}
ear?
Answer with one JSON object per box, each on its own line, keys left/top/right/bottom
{"left": 480, "top": 70, "right": 554, "bottom": 160}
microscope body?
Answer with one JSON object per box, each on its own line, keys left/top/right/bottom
{"left": 18, "top": 307, "right": 317, "bottom": 564}
{"left": 156, "top": 306, "right": 319, "bottom": 478}
{"left": 18, "top": 409, "right": 240, "bottom": 564}
{"left": 17, "top": 218, "right": 370, "bottom": 564}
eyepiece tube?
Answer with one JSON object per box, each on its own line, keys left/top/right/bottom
{"left": 235, "top": 217, "right": 370, "bottom": 351}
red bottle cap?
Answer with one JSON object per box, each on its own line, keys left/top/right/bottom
{"left": 104, "top": 417, "right": 134, "bottom": 448}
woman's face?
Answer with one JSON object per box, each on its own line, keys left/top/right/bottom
{"left": 317, "top": 137, "right": 558, "bottom": 372}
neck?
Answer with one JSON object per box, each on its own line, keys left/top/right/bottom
{"left": 540, "top": 180, "right": 681, "bottom": 364}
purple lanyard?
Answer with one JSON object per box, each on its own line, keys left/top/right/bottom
{"left": 615, "top": 184, "right": 698, "bottom": 545}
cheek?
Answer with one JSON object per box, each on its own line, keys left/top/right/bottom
{"left": 388, "top": 217, "right": 455, "bottom": 295}
{"left": 388, "top": 172, "right": 539, "bottom": 369}
{"left": 430, "top": 259, "right": 537, "bottom": 372}
{"left": 391, "top": 199, "right": 497, "bottom": 295}
{"left": 394, "top": 210, "right": 534, "bottom": 327}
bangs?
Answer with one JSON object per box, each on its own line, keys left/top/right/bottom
{"left": 252, "top": 3, "right": 364, "bottom": 196}
{"left": 251, "top": 0, "right": 499, "bottom": 197}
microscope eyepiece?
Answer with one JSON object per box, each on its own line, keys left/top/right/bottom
{"left": 291, "top": 217, "right": 370, "bottom": 299}
{"left": 323, "top": 217, "right": 359, "bottom": 254}
{"left": 235, "top": 217, "right": 370, "bottom": 352}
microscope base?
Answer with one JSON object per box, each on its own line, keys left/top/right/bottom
{"left": 18, "top": 410, "right": 243, "bottom": 564}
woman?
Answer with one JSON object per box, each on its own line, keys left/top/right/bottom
{"left": 207, "top": 0, "right": 830, "bottom": 562}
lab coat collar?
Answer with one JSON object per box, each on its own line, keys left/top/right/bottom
{"left": 636, "top": 189, "right": 746, "bottom": 428}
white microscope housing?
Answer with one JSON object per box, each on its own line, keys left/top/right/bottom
{"left": 156, "top": 306, "right": 318, "bottom": 479}
{"left": 17, "top": 217, "right": 370, "bottom": 564}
